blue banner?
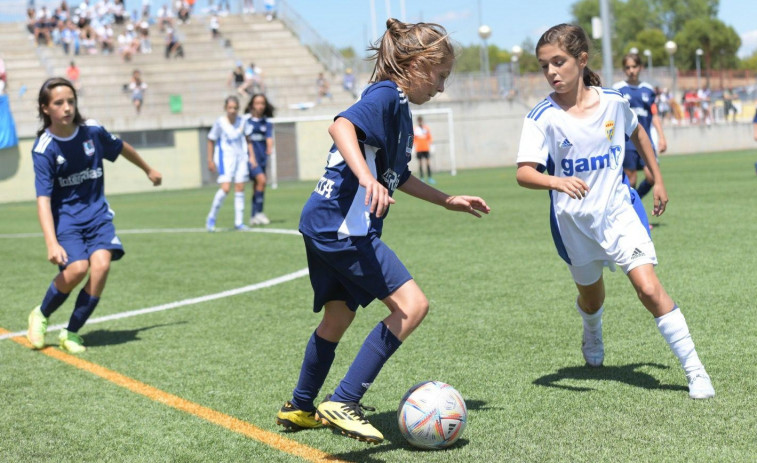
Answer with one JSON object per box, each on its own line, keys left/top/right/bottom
{"left": 0, "top": 94, "right": 19, "bottom": 149}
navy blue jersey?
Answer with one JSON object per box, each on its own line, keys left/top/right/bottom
{"left": 612, "top": 80, "right": 656, "bottom": 152}
{"left": 32, "top": 121, "right": 123, "bottom": 231}
{"left": 299, "top": 80, "right": 413, "bottom": 241}
{"left": 244, "top": 116, "right": 273, "bottom": 162}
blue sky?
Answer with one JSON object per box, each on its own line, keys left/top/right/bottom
{"left": 3, "top": 0, "right": 755, "bottom": 57}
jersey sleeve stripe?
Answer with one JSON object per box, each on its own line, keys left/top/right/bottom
{"left": 34, "top": 132, "right": 52, "bottom": 154}
{"left": 603, "top": 88, "right": 623, "bottom": 97}
{"left": 532, "top": 103, "right": 553, "bottom": 121}
{"left": 527, "top": 99, "right": 550, "bottom": 119}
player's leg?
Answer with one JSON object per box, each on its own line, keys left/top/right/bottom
{"left": 27, "top": 260, "right": 89, "bottom": 349}
{"left": 233, "top": 181, "right": 246, "bottom": 229}
{"left": 570, "top": 261, "right": 606, "bottom": 367}
{"left": 626, "top": 264, "right": 714, "bottom": 398}
{"left": 250, "top": 168, "right": 269, "bottom": 225}
{"left": 278, "top": 300, "right": 354, "bottom": 431}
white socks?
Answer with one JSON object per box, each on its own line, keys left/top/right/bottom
{"left": 208, "top": 189, "right": 227, "bottom": 221}
{"left": 234, "top": 192, "right": 245, "bottom": 227}
{"left": 655, "top": 307, "right": 704, "bottom": 376}
{"left": 576, "top": 303, "right": 603, "bottom": 332}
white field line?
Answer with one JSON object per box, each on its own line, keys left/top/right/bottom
{"left": 0, "top": 268, "right": 309, "bottom": 341}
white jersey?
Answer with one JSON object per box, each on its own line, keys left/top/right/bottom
{"left": 208, "top": 115, "right": 249, "bottom": 183}
{"left": 517, "top": 87, "right": 653, "bottom": 268}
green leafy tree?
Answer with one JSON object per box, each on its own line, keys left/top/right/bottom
{"left": 738, "top": 50, "right": 757, "bottom": 71}
{"left": 649, "top": 0, "right": 719, "bottom": 37}
{"left": 673, "top": 17, "right": 741, "bottom": 76}
{"left": 626, "top": 28, "right": 668, "bottom": 67}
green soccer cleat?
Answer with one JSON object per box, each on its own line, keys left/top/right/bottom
{"left": 275, "top": 401, "right": 323, "bottom": 431}
{"left": 59, "top": 329, "right": 86, "bottom": 354}
{"left": 315, "top": 395, "right": 384, "bottom": 444}
{"left": 27, "top": 306, "right": 48, "bottom": 349}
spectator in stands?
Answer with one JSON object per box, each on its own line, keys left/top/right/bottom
{"left": 316, "top": 72, "right": 332, "bottom": 104}
{"left": 176, "top": 0, "right": 190, "bottom": 24}
{"left": 100, "top": 23, "right": 115, "bottom": 54}
{"left": 128, "top": 69, "right": 147, "bottom": 114}
{"left": 164, "top": 27, "right": 184, "bottom": 59}
{"left": 61, "top": 20, "right": 80, "bottom": 55}
{"left": 118, "top": 24, "right": 139, "bottom": 61}
{"left": 722, "top": 88, "right": 736, "bottom": 123}
{"left": 156, "top": 3, "right": 173, "bottom": 32}
{"left": 138, "top": 20, "right": 152, "bottom": 53}
{"left": 228, "top": 61, "right": 245, "bottom": 91}
{"left": 697, "top": 87, "right": 711, "bottom": 125}
{"left": 243, "top": 0, "right": 254, "bottom": 14}
{"left": 209, "top": 14, "right": 220, "bottom": 39}
{"left": 66, "top": 60, "right": 81, "bottom": 90}
{"left": 264, "top": 0, "right": 276, "bottom": 21}
{"left": 238, "top": 62, "right": 263, "bottom": 95}
{"left": 113, "top": 0, "right": 126, "bottom": 24}
{"left": 80, "top": 24, "right": 98, "bottom": 55}
{"left": 342, "top": 68, "right": 356, "bottom": 98}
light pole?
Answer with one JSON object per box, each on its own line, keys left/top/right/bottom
{"left": 478, "top": 24, "right": 492, "bottom": 78}
{"left": 665, "top": 40, "right": 677, "bottom": 100}
{"left": 511, "top": 45, "right": 522, "bottom": 94}
{"left": 695, "top": 48, "right": 703, "bottom": 90}
{"left": 643, "top": 49, "right": 652, "bottom": 79}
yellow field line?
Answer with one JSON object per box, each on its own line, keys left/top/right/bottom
{"left": 1, "top": 328, "right": 349, "bottom": 463}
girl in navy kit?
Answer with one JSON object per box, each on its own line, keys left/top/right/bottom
{"left": 275, "top": 19, "right": 490, "bottom": 444}
{"left": 244, "top": 93, "right": 274, "bottom": 225}
{"left": 27, "top": 77, "right": 162, "bottom": 353}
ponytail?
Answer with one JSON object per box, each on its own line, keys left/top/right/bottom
{"left": 583, "top": 67, "right": 601, "bottom": 87}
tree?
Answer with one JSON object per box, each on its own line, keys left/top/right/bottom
{"left": 673, "top": 17, "right": 741, "bottom": 73}
{"left": 738, "top": 50, "right": 757, "bottom": 71}
{"left": 626, "top": 28, "right": 668, "bottom": 67}
{"left": 649, "top": 0, "right": 719, "bottom": 37}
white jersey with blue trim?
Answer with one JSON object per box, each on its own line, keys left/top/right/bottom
{"left": 516, "top": 87, "right": 639, "bottom": 266}
{"left": 612, "top": 80, "right": 656, "bottom": 152}
{"left": 299, "top": 80, "right": 413, "bottom": 241}
{"left": 32, "top": 121, "right": 123, "bottom": 231}
{"left": 208, "top": 115, "right": 247, "bottom": 159}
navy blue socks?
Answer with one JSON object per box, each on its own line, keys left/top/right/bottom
{"left": 291, "top": 331, "right": 339, "bottom": 412}
{"left": 66, "top": 289, "right": 100, "bottom": 333}
{"left": 40, "top": 281, "right": 70, "bottom": 317}
{"left": 331, "top": 322, "right": 402, "bottom": 404}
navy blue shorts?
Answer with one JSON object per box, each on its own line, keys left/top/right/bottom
{"left": 57, "top": 217, "right": 124, "bottom": 270}
{"left": 302, "top": 234, "right": 413, "bottom": 312}
{"left": 623, "top": 149, "right": 645, "bottom": 171}
{"left": 249, "top": 160, "right": 267, "bottom": 178}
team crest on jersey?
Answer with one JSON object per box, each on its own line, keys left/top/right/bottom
{"left": 382, "top": 169, "right": 400, "bottom": 192}
{"left": 56, "top": 155, "right": 66, "bottom": 165}
{"left": 604, "top": 121, "right": 615, "bottom": 141}
{"left": 83, "top": 140, "right": 95, "bottom": 156}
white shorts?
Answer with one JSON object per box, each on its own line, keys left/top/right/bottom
{"left": 214, "top": 148, "right": 249, "bottom": 184}
{"left": 568, "top": 238, "right": 657, "bottom": 286}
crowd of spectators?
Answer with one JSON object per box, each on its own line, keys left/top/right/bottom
{"left": 26, "top": 0, "right": 193, "bottom": 62}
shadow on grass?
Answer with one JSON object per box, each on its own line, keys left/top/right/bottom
{"left": 533, "top": 362, "right": 687, "bottom": 392}
{"left": 285, "top": 400, "right": 486, "bottom": 462}
{"left": 83, "top": 322, "right": 187, "bottom": 347}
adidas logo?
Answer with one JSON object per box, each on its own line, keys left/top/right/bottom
{"left": 560, "top": 138, "right": 573, "bottom": 148}
{"left": 631, "top": 248, "right": 645, "bottom": 259}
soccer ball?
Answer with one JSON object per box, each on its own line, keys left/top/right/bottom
{"left": 397, "top": 381, "right": 467, "bottom": 449}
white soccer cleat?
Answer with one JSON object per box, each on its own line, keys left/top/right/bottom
{"left": 581, "top": 326, "right": 604, "bottom": 367}
{"left": 687, "top": 371, "right": 715, "bottom": 399}
{"left": 251, "top": 212, "right": 270, "bottom": 225}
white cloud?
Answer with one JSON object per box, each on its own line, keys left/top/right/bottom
{"left": 739, "top": 30, "right": 757, "bottom": 58}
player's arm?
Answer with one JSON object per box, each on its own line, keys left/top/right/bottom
{"left": 516, "top": 162, "right": 589, "bottom": 199}
{"left": 247, "top": 141, "right": 257, "bottom": 167}
{"left": 207, "top": 139, "right": 216, "bottom": 172}
{"left": 651, "top": 103, "right": 667, "bottom": 153}
{"left": 753, "top": 120, "right": 757, "bottom": 142}
{"left": 120, "top": 141, "right": 162, "bottom": 186}
{"left": 36, "top": 196, "right": 67, "bottom": 266}
{"left": 265, "top": 136, "right": 273, "bottom": 156}
{"left": 398, "top": 175, "right": 489, "bottom": 217}
{"left": 630, "top": 125, "right": 668, "bottom": 216}
{"left": 328, "top": 117, "right": 395, "bottom": 217}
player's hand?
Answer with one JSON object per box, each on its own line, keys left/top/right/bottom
{"left": 360, "top": 176, "right": 395, "bottom": 218}
{"left": 148, "top": 169, "right": 162, "bottom": 186}
{"left": 658, "top": 138, "right": 668, "bottom": 153}
{"left": 208, "top": 160, "right": 216, "bottom": 173}
{"left": 652, "top": 183, "right": 669, "bottom": 216}
{"left": 554, "top": 177, "right": 590, "bottom": 199}
{"left": 444, "top": 195, "right": 491, "bottom": 218}
{"left": 47, "top": 243, "right": 68, "bottom": 266}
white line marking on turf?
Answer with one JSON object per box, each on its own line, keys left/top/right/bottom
{"left": 0, "top": 268, "right": 309, "bottom": 341}
{"left": 0, "top": 227, "right": 302, "bottom": 239}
